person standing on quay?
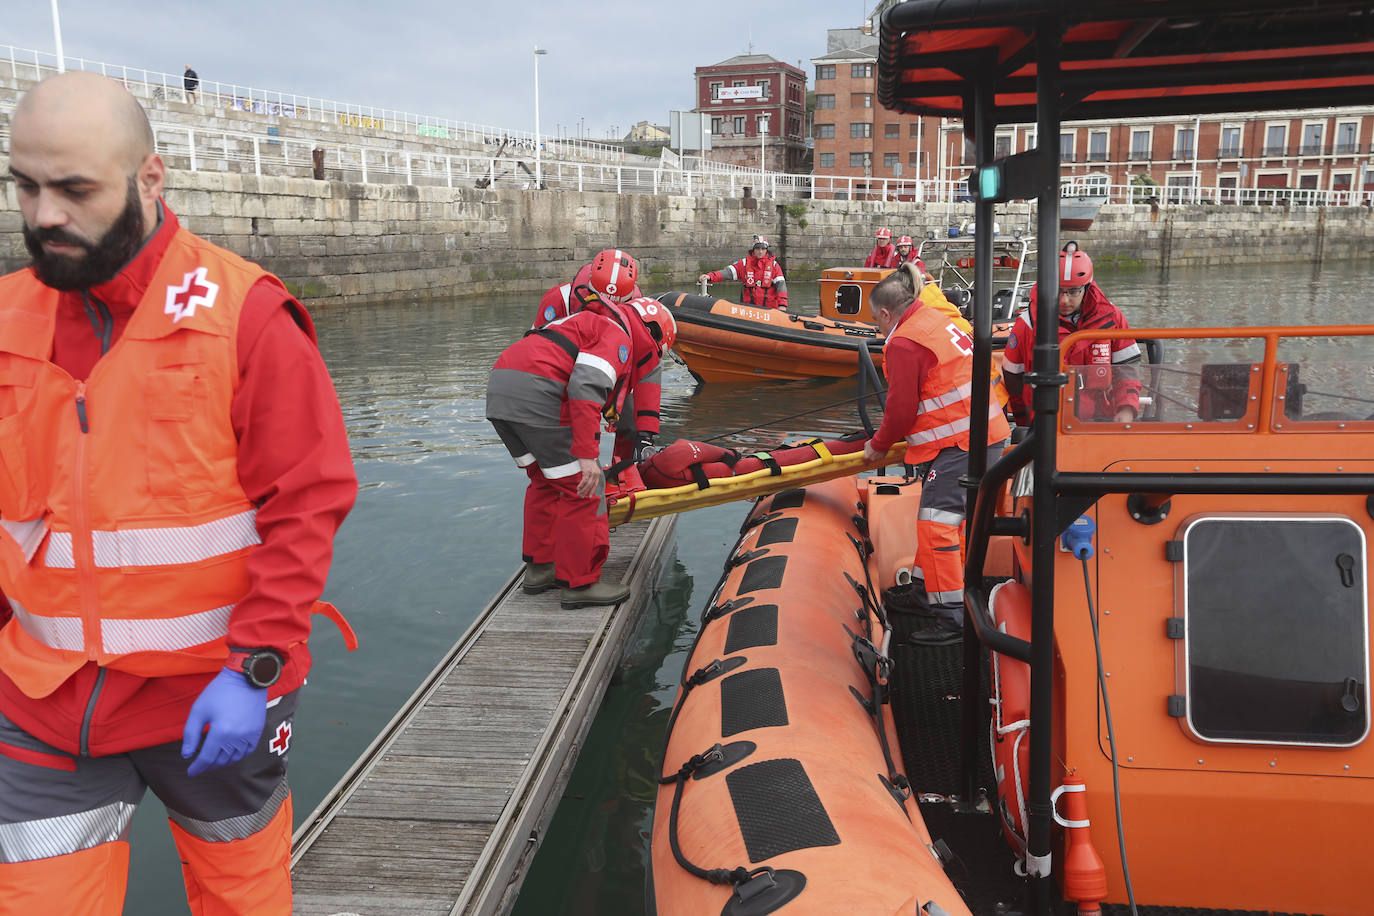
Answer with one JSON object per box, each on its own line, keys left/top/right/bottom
{"left": 863, "top": 266, "right": 1010, "bottom": 643}
{"left": 0, "top": 72, "right": 358, "bottom": 914}
{"left": 183, "top": 64, "right": 199, "bottom": 103}
{"left": 488, "top": 297, "right": 676, "bottom": 607}
{"left": 698, "top": 235, "right": 789, "bottom": 310}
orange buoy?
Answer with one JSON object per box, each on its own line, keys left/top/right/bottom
{"left": 1053, "top": 773, "right": 1109, "bottom": 915}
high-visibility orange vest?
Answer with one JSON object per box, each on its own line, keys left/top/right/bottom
{"left": 888, "top": 302, "right": 1011, "bottom": 465}
{"left": 0, "top": 227, "right": 279, "bottom": 699}
{"left": 918, "top": 282, "right": 1011, "bottom": 409}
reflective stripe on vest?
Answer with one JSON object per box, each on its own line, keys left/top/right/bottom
{"left": 906, "top": 401, "right": 1007, "bottom": 447}
{"left": 12, "top": 598, "right": 235, "bottom": 654}
{"left": 0, "top": 800, "right": 137, "bottom": 863}
{"left": 44, "top": 508, "right": 259, "bottom": 569}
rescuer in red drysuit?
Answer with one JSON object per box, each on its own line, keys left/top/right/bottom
{"left": 698, "top": 236, "right": 789, "bottom": 310}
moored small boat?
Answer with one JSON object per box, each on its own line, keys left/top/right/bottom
{"left": 655, "top": 292, "right": 884, "bottom": 384}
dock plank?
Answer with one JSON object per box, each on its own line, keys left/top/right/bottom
{"left": 292, "top": 516, "right": 675, "bottom": 916}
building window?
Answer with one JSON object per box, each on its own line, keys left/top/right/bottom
{"left": 851, "top": 93, "right": 873, "bottom": 108}
{"left": 1219, "top": 126, "right": 1242, "bottom": 158}
{"left": 709, "top": 81, "right": 723, "bottom": 101}
{"left": 818, "top": 152, "right": 835, "bottom": 168}
{"left": 851, "top": 63, "right": 873, "bottom": 78}
{"left": 850, "top": 152, "right": 869, "bottom": 169}
{"left": 1218, "top": 175, "right": 1238, "bottom": 203}
{"left": 850, "top": 122, "right": 872, "bottom": 139}
{"left": 1301, "top": 123, "right": 1323, "bottom": 156}
{"left": 1129, "top": 129, "right": 1151, "bottom": 160}
{"left": 909, "top": 122, "right": 921, "bottom": 138}
{"left": 732, "top": 80, "right": 746, "bottom": 88}
{"left": 733, "top": 116, "right": 746, "bottom": 134}
{"left": 756, "top": 79, "right": 770, "bottom": 99}
{"left": 1264, "top": 124, "right": 1286, "bottom": 157}
{"left": 908, "top": 151, "right": 925, "bottom": 168}
{"left": 816, "top": 94, "right": 835, "bottom": 109}
{"left": 711, "top": 117, "right": 722, "bottom": 134}
{"left": 885, "top": 123, "right": 899, "bottom": 138}
{"left": 1335, "top": 122, "right": 1359, "bottom": 155}
{"left": 1175, "top": 127, "right": 1195, "bottom": 160}
{"left": 816, "top": 123, "right": 835, "bottom": 139}
{"left": 884, "top": 152, "right": 899, "bottom": 169}
{"left": 816, "top": 64, "right": 835, "bottom": 80}
{"left": 995, "top": 135, "right": 1013, "bottom": 159}
{"left": 1089, "top": 131, "right": 1108, "bottom": 162}
{"left": 1166, "top": 174, "right": 1197, "bottom": 204}
{"left": 1059, "top": 133, "right": 1075, "bottom": 162}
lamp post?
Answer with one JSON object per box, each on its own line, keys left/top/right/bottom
{"left": 50, "top": 0, "right": 65, "bottom": 73}
{"left": 533, "top": 46, "right": 548, "bottom": 189}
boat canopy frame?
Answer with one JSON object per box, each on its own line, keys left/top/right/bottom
{"left": 875, "top": 3, "right": 1374, "bottom": 914}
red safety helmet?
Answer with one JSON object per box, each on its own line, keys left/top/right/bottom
{"left": 876, "top": 227, "right": 892, "bottom": 241}
{"left": 587, "top": 249, "right": 638, "bottom": 303}
{"left": 628, "top": 297, "right": 677, "bottom": 356}
{"left": 896, "top": 235, "right": 913, "bottom": 248}
{"left": 1059, "top": 241, "right": 1093, "bottom": 288}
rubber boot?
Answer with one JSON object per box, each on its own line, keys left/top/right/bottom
{"left": 560, "top": 580, "right": 631, "bottom": 609}
{"left": 523, "top": 562, "right": 557, "bottom": 594}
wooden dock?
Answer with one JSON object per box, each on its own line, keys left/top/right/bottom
{"left": 291, "top": 515, "right": 677, "bottom": 915}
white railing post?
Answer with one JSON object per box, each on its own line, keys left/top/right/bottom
{"left": 653, "top": 169, "right": 659, "bottom": 195}
{"left": 187, "top": 128, "right": 197, "bottom": 172}
{"left": 253, "top": 137, "right": 261, "bottom": 176}
{"left": 447, "top": 155, "right": 453, "bottom": 188}
{"left": 578, "top": 163, "right": 584, "bottom": 193}
{"left": 406, "top": 153, "right": 412, "bottom": 185}
{"left": 617, "top": 167, "right": 622, "bottom": 194}
{"left": 360, "top": 148, "right": 368, "bottom": 183}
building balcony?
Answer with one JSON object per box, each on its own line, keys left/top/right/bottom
{"left": 1334, "top": 142, "right": 1361, "bottom": 155}
{"left": 1217, "top": 146, "right": 1242, "bottom": 158}
{"left": 1299, "top": 143, "right": 1324, "bottom": 156}
{"left": 1261, "top": 145, "right": 1287, "bottom": 157}
{"left": 1173, "top": 147, "right": 1195, "bottom": 160}
{"left": 1127, "top": 149, "right": 1152, "bottom": 161}
{"left": 1087, "top": 151, "right": 1109, "bottom": 162}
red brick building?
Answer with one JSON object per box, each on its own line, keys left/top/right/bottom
{"left": 810, "top": 27, "right": 1374, "bottom": 203}
{"left": 695, "top": 54, "right": 808, "bottom": 173}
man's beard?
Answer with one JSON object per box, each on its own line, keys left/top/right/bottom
{"left": 22, "top": 180, "right": 146, "bottom": 291}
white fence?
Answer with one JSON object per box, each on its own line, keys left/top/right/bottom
{"left": 0, "top": 42, "right": 628, "bottom": 166}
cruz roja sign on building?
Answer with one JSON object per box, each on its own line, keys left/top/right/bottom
{"left": 718, "top": 86, "right": 764, "bottom": 100}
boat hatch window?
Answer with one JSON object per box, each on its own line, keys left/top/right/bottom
{"left": 835, "top": 284, "right": 863, "bottom": 316}
{"left": 1180, "top": 516, "right": 1369, "bottom": 747}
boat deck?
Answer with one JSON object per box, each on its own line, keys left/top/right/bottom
{"left": 290, "top": 515, "right": 677, "bottom": 916}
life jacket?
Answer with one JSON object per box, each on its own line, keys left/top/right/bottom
{"left": 739, "top": 254, "right": 784, "bottom": 309}
{"left": 888, "top": 304, "right": 1011, "bottom": 465}
{"left": 0, "top": 228, "right": 274, "bottom": 699}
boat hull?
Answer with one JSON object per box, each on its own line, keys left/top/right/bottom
{"left": 649, "top": 478, "right": 974, "bottom": 916}
{"left": 656, "top": 292, "right": 884, "bottom": 383}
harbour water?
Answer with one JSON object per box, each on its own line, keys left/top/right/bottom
{"left": 120, "top": 261, "right": 1371, "bottom": 914}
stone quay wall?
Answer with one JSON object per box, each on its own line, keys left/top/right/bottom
{"left": 2, "top": 166, "right": 1372, "bottom": 307}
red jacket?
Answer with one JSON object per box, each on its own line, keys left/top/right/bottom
{"left": 864, "top": 244, "right": 896, "bottom": 268}
{"left": 0, "top": 204, "right": 357, "bottom": 756}
{"left": 488, "top": 309, "right": 646, "bottom": 459}
{"left": 531, "top": 270, "right": 659, "bottom": 437}
{"left": 1002, "top": 283, "right": 1142, "bottom": 424}
{"left": 707, "top": 253, "right": 788, "bottom": 309}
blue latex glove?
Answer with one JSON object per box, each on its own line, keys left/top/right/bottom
{"left": 181, "top": 667, "right": 268, "bottom": 777}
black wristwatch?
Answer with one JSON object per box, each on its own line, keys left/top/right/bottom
{"left": 225, "top": 648, "right": 285, "bottom": 688}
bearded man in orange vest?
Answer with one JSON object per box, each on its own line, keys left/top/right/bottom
{"left": 0, "top": 73, "right": 358, "bottom": 914}
{"left": 862, "top": 268, "right": 1010, "bottom": 645}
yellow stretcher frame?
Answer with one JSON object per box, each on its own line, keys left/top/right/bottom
{"left": 607, "top": 441, "right": 909, "bottom": 527}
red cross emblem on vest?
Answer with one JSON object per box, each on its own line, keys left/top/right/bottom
{"left": 269, "top": 721, "right": 292, "bottom": 756}
{"left": 164, "top": 267, "right": 220, "bottom": 323}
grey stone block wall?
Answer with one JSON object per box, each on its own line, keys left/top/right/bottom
{"left": 2, "top": 165, "right": 1371, "bottom": 308}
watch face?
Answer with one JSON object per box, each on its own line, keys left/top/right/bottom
{"left": 247, "top": 651, "right": 283, "bottom": 687}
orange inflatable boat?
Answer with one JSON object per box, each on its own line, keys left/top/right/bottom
{"left": 648, "top": 476, "right": 974, "bottom": 916}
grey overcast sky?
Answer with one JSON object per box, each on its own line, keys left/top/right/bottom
{"left": 6, "top": 1, "right": 875, "bottom": 139}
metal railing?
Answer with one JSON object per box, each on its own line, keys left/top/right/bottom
{"left": 0, "top": 42, "right": 627, "bottom": 165}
